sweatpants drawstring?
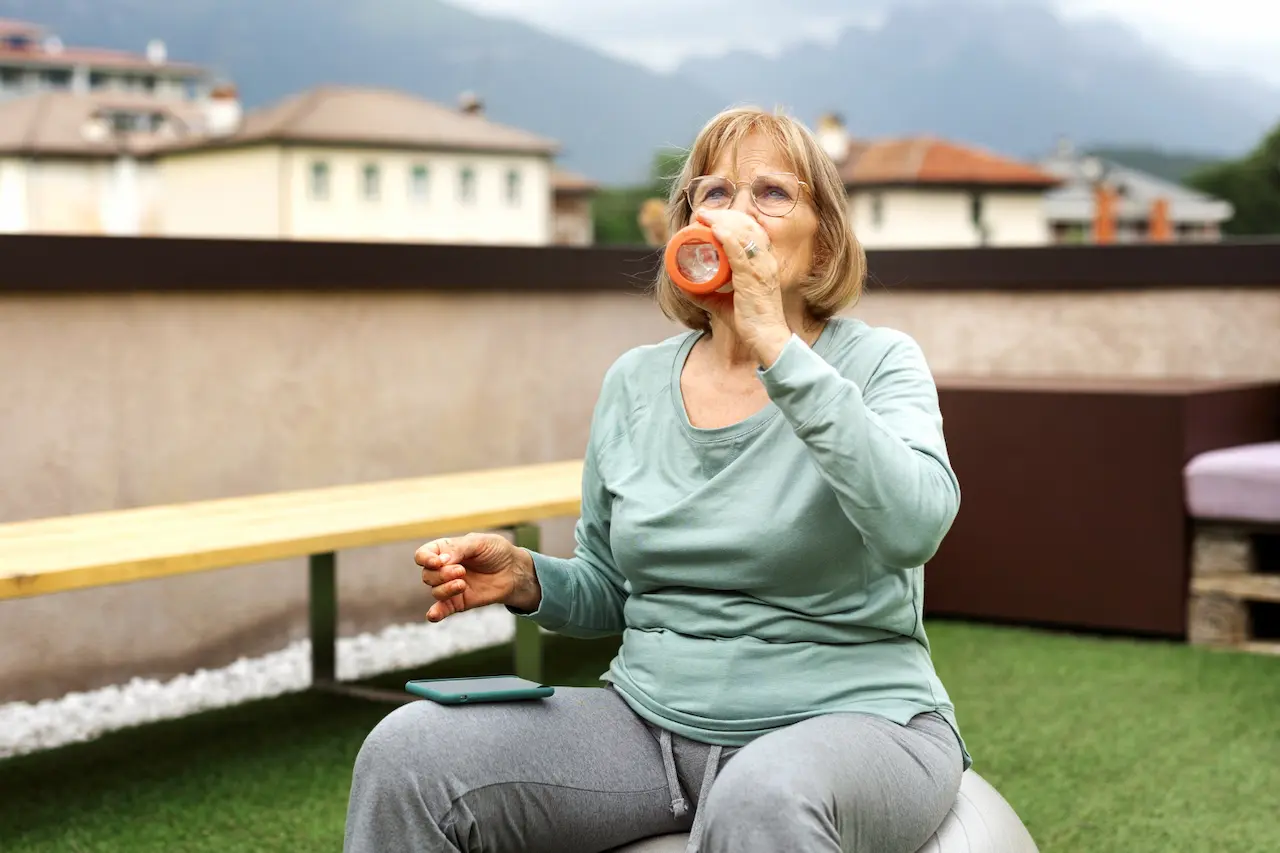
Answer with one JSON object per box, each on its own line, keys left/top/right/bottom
{"left": 659, "top": 729, "right": 687, "bottom": 819}
{"left": 684, "top": 744, "right": 722, "bottom": 853}
{"left": 658, "top": 729, "right": 724, "bottom": 853}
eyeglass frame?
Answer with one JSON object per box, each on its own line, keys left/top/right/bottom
{"left": 683, "top": 172, "right": 812, "bottom": 218}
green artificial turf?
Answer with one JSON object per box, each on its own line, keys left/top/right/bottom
{"left": 1, "top": 623, "right": 1277, "bottom": 853}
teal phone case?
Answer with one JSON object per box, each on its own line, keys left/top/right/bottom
{"left": 404, "top": 675, "right": 555, "bottom": 705}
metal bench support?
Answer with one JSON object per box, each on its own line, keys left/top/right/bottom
{"left": 309, "top": 551, "right": 338, "bottom": 686}
{"left": 511, "top": 523, "right": 545, "bottom": 684}
{"left": 306, "top": 523, "right": 547, "bottom": 702}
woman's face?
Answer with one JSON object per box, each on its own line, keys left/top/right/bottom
{"left": 696, "top": 133, "right": 820, "bottom": 293}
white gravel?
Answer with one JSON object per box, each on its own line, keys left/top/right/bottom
{"left": 0, "top": 605, "right": 517, "bottom": 759}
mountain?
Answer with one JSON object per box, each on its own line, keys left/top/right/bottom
{"left": 677, "top": 2, "right": 1279, "bottom": 162}
{"left": 0, "top": 0, "right": 727, "bottom": 184}
{"left": 1, "top": 0, "right": 1276, "bottom": 183}
{"left": 1084, "top": 147, "right": 1224, "bottom": 185}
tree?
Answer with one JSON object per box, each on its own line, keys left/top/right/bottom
{"left": 592, "top": 148, "right": 688, "bottom": 246}
{"left": 1186, "top": 123, "right": 1280, "bottom": 236}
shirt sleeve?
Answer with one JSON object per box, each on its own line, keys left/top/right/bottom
{"left": 757, "top": 331, "right": 961, "bottom": 569}
{"left": 508, "top": 374, "right": 629, "bottom": 638}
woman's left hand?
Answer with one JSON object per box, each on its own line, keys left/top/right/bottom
{"left": 696, "top": 209, "right": 793, "bottom": 367}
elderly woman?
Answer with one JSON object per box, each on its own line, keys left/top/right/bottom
{"left": 344, "top": 107, "right": 968, "bottom": 853}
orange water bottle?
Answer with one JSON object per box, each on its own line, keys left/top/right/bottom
{"left": 663, "top": 224, "right": 733, "bottom": 295}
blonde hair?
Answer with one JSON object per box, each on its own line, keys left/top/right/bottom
{"left": 653, "top": 106, "right": 866, "bottom": 332}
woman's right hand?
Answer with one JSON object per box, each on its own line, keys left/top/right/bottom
{"left": 414, "top": 532, "right": 542, "bottom": 622}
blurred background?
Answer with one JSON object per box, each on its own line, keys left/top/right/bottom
{"left": 1, "top": 2, "right": 1278, "bottom": 852}
{"left": 0, "top": 0, "right": 1277, "bottom": 245}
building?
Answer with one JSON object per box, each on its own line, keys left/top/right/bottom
{"left": 0, "top": 91, "right": 211, "bottom": 235}
{"left": 0, "top": 83, "right": 570, "bottom": 246}
{"left": 1039, "top": 140, "right": 1233, "bottom": 243}
{"left": 816, "top": 114, "right": 1061, "bottom": 249}
{"left": 158, "top": 86, "right": 560, "bottom": 244}
{"left": 551, "top": 169, "right": 597, "bottom": 246}
{"left": 0, "top": 18, "right": 210, "bottom": 103}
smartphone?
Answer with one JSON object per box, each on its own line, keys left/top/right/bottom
{"left": 404, "top": 675, "right": 555, "bottom": 705}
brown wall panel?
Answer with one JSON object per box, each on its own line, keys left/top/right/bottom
{"left": 927, "top": 380, "right": 1280, "bottom": 636}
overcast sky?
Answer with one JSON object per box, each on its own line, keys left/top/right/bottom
{"left": 452, "top": 0, "right": 1280, "bottom": 86}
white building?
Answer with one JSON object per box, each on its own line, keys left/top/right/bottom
{"left": 1039, "top": 140, "right": 1233, "bottom": 243}
{"left": 0, "top": 84, "right": 573, "bottom": 246}
{"left": 816, "top": 114, "right": 1060, "bottom": 249}
{"left": 0, "top": 91, "right": 208, "bottom": 235}
{"left": 0, "top": 18, "right": 210, "bottom": 103}
{"left": 159, "top": 86, "right": 560, "bottom": 245}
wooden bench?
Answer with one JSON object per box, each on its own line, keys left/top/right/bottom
{"left": 0, "top": 460, "right": 584, "bottom": 699}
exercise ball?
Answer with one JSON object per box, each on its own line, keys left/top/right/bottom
{"left": 607, "top": 770, "right": 1037, "bottom": 853}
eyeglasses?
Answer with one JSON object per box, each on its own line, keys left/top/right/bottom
{"left": 684, "top": 172, "right": 809, "bottom": 217}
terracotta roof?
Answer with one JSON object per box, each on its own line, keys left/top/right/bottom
{"left": 552, "top": 168, "right": 597, "bottom": 194}
{"left": 161, "top": 86, "right": 560, "bottom": 156}
{"left": 0, "top": 92, "right": 208, "bottom": 157}
{"left": 0, "top": 18, "right": 44, "bottom": 37}
{"left": 0, "top": 43, "right": 204, "bottom": 73}
{"left": 839, "top": 137, "right": 1060, "bottom": 189}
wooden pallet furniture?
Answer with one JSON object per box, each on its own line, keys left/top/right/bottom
{"left": 1185, "top": 441, "right": 1280, "bottom": 655}
{"left": 0, "top": 460, "right": 584, "bottom": 698}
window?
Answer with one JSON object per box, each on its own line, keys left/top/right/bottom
{"left": 310, "top": 161, "right": 330, "bottom": 201}
{"left": 410, "top": 164, "right": 429, "bottom": 201}
{"left": 459, "top": 166, "right": 477, "bottom": 204}
{"left": 362, "top": 162, "right": 381, "bottom": 201}
{"left": 970, "top": 194, "right": 990, "bottom": 245}
{"left": 504, "top": 168, "right": 521, "bottom": 206}
{"left": 39, "top": 68, "right": 71, "bottom": 89}
{"left": 870, "top": 193, "right": 884, "bottom": 227}
{"left": 0, "top": 67, "right": 22, "bottom": 90}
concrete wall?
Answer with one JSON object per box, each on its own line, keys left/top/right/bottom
{"left": 2, "top": 285, "right": 1279, "bottom": 701}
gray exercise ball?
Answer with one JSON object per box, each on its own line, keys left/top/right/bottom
{"left": 608, "top": 770, "right": 1038, "bottom": 853}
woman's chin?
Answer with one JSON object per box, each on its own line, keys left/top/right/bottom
{"left": 696, "top": 291, "right": 734, "bottom": 311}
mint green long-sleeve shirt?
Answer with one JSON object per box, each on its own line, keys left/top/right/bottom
{"left": 521, "top": 317, "right": 969, "bottom": 765}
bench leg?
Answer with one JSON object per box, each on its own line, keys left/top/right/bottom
{"left": 511, "top": 523, "right": 545, "bottom": 683}
{"left": 310, "top": 551, "right": 337, "bottom": 686}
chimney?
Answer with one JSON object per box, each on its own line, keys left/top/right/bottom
{"left": 204, "top": 83, "right": 242, "bottom": 136}
{"left": 1092, "top": 183, "right": 1117, "bottom": 245}
{"left": 458, "top": 91, "right": 484, "bottom": 116}
{"left": 1148, "top": 197, "right": 1173, "bottom": 242}
{"left": 146, "top": 39, "right": 167, "bottom": 65}
{"left": 816, "top": 112, "right": 850, "bottom": 164}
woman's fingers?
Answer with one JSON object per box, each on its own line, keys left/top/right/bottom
{"left": 426, "top": 600, "right": 455, "bottom": 623}
{"left": 415, "top": 533, "right": 484, "bottom": 568}
{"left": 431, "top": 578, "right": 468, "bottom": 601}
{"left": 420, "top": 562, "right": 466, "bottom": 587}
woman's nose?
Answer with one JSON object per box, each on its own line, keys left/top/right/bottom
{"left": 729, "top": 188, "right": 754, "bottom": 214}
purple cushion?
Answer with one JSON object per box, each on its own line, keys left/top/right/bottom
{"left": 1184, "top": 441, "right": 1280, "bottom": 523}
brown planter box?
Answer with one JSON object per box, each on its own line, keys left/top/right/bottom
{"left": 925, "top": 377, "right": 1280, "bottom": 637}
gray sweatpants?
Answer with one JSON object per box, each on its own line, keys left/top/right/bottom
{"left": 343, "top": 686, "right": 963, "bottom": 853}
